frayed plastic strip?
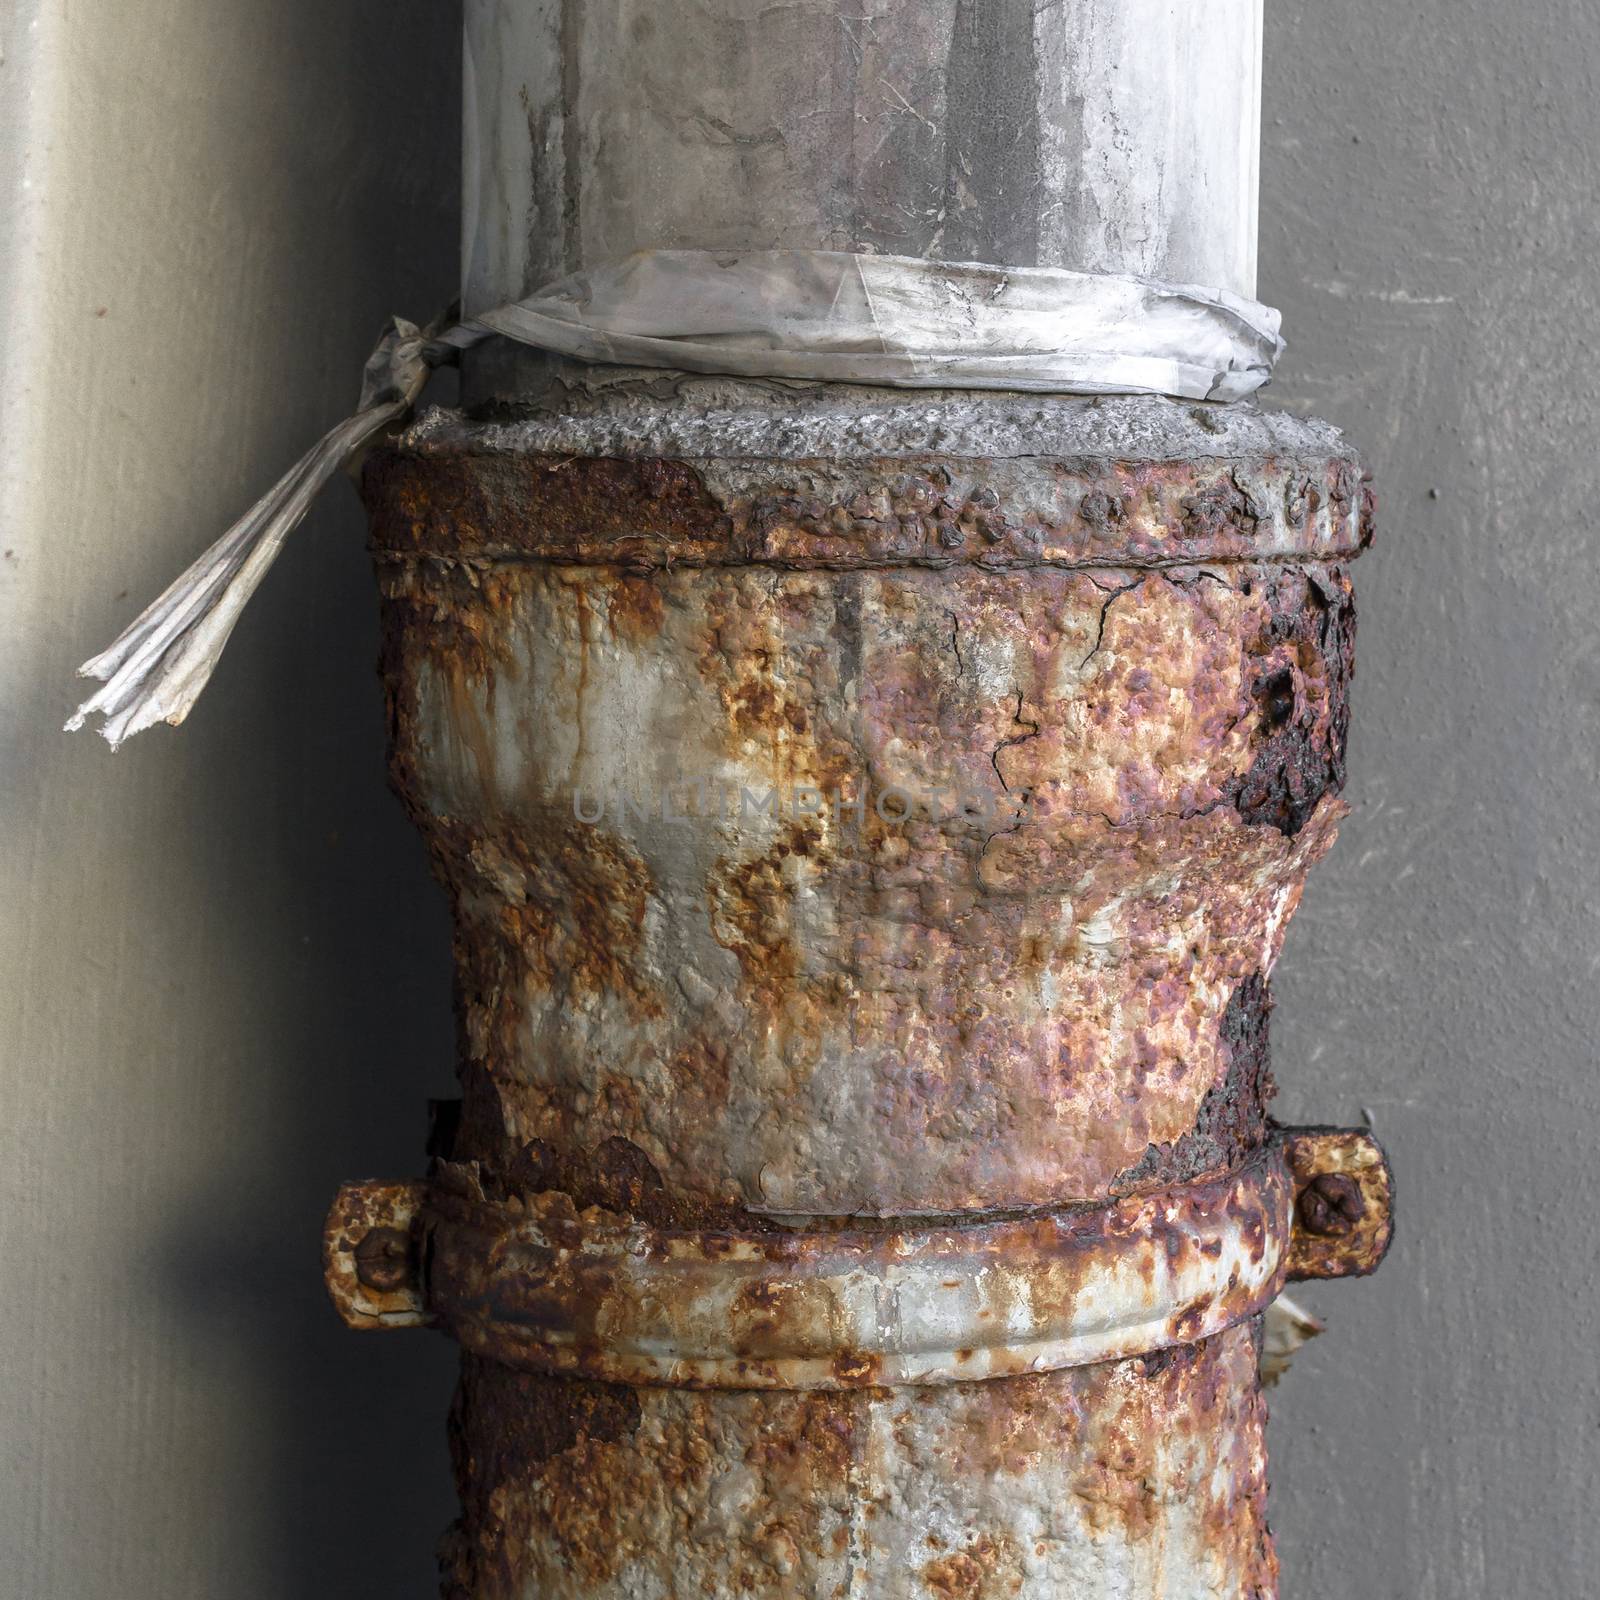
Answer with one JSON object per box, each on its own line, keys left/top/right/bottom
{"left": 66, "top": 318, "right": 438, "bottom": 748}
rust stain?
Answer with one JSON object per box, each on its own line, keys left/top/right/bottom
{"left": 832, "top": 1350, "right": 883, "bottom": 1385}
{"left": 375, "top": 545, "right": 1359, "bottom": 1214}
{"left": 436, "top": 1326, "right": 1275, "bottom": 1599}
{"left": 923, "top": 1534, "right": 1024, "bottom": 1598}
{"left": 433, "top": 810, "right": 663, "bottom": 1031}
{"left": 708, "top": 821, "right": 822, "bottom": 997}
{"left": 598, "top": 569, "right": 667, "bottom": 644}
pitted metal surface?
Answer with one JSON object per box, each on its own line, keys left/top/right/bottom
{"left": 374, "top": 396, "right": 1370, "bottom": 573}
{"left": 439, "top": 1323, "right": 1277, "bottom": 1600}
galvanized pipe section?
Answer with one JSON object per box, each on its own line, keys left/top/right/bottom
{"left": 462, "top": 0, "right": 1262, "bottom": 308}
{"left": 370, "top": 394, "right": 1363, "bottom": 1231}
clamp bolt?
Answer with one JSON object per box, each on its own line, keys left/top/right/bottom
{"left": 1297, "top": 1173, "right": 1366, "bottom": 1237}
{"left": 353, "top": 1225, "right": 413, "bottom": 1292}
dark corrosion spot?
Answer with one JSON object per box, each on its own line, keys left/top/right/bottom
{"left": 352, "top": 1225, "right": 414, "bottom": 1293}
{"left": 1297, "top": 1172, "right": 1367, "bottom": 1237}
{"left": 1139, "top": 1344, "right": 1179, "bottom": 1378}
{"left": 832, "top": 1350, "right": 882, "bottom": 1384}
{"left": 1112, "top": 975, "right": 1276, "bottom": 1193}
{"left": 509, "top": 1135, "right": 663, "bottom": 1215}
{"left": 445, "top": 1358, "right": 642, "bottom": 1589}
{"left": 1229, "top": 568, "right": 1356, "bottom": 837}
{"left": 445, "top": 1064, "right": 521, "bottom": 1187}
{"left": 1259, "top": 667, "right": 1296, "bottom": 728}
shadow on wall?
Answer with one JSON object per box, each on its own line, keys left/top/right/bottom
{"left": 77, "top": 6, "right": 467, "bottom": 1593}
{"left": 148, "top": 488, "right": 462, "bottom": 1597}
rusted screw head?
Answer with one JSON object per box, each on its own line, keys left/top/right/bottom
{"left": 1297, "top": 1173, "right": 1366, "bottom": 1237}
{"left": 353, "top": 1225, "right": 413, "bottom": 1292}
{"left": 1079, "top": 490, "right": 1121, "bottom": 529}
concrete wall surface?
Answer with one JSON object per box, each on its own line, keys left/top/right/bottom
{"left": 1, "top": 2, "right": 1592, "bottom": 1598}
{"left": 0, "top": 3, "right": 461, "bottom": 1596}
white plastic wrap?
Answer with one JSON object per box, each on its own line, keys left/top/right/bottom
{"left": 473, "top": 250, "right": 1283, "bottom": 403}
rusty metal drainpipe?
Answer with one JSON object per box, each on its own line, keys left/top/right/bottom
{"left": 323, "top": 4, "right": 1392, "bottom": 1596}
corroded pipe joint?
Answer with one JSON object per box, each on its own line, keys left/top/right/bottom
{"left": 332, "top": 384, "right": 1381, "bottom": 1599}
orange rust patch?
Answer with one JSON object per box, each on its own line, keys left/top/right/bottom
{"left": 922, "top": 1535, "right": 1023, "bottom": 1599}
{"left": 375, "top": 558, "right": 524, "bottom": 792}
{"left": 599, "top": 570, "right": 667, "bottom": 644}
{"left": 831, "top": 1349, "right": 882, "bottom": 1385}
{"left": 707, "top": 822, "right": 821, "bottom": 996}
{"left": 688, "top": 573, "right": 858, "bottom": 800}
{"left": 362, "top": 440, "right": 1368, "bottom": 571}
{"left": 366, "top": 447, "right": 732, "bottom": 563}
{"left": 446, "top": 813, "right": 663, "bottom": 1026}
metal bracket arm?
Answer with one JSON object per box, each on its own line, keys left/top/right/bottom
{"left": 324, "top": 1126, "right": 1391, "bottom": 1389}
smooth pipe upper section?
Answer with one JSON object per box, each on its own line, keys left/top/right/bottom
{"left": 462, "top": 0, "right": 1263, "bottom": 315}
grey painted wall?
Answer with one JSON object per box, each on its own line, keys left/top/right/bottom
{"left": 1262, "top": 3, "right": 1599, "bottom": 1595}
{"left": 1, "top": 2, "right": 1591, "bottom": 1597}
